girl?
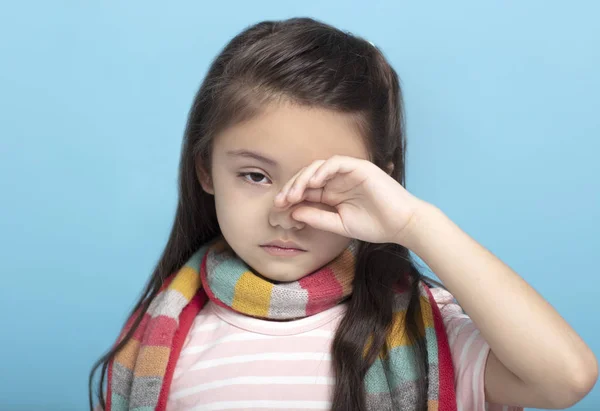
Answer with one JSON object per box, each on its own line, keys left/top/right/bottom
{"left": 89, "top": 17, "right": 597, "bottom": 411}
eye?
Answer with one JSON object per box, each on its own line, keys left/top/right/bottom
{"left": 238, "top": 171, "right": 271, "bottom": 185}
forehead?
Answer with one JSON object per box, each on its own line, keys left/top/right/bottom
{"left": 213, "top": 102, "right": 370, "bottom": 167}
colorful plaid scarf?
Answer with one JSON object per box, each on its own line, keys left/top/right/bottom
{"left": 105, "top": 237, "right": 456, "bottom": 410}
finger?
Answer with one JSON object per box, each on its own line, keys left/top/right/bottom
{"left": 291, "top": 206, "right": 347, "bottom": 236}
{"left": 300, "top": 187, "right": 325, "bottom": 204}
{"left": 287, "top": 160, "right": 326, "bottom": 203}
{"left": 274, "top": 166, "right": 306, "bottom": 207}
{"left": 309, "top": 155, "right": 362, "bottom": 187}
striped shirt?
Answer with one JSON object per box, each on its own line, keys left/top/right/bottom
{"left": 165, "top": 288, "right": 523, "bottom": 411}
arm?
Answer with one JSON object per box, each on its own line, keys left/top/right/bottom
{"left": 275, "top": 155, "right": 597, "bottom": 407}
{"left": 400, "top": 202, "right": 598, "bottom": 409}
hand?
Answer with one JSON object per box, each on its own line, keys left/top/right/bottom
{"left": 273, "top": 155, "right": 427, "bottom": 245}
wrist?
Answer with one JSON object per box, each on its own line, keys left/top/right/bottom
{"left": 395, "top": 201, "right": 446, "bottom": 253}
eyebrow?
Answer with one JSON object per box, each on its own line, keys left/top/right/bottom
{"left": 226, "top": 149, "right": 278, "bottom": 167}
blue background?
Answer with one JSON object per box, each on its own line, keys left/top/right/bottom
{"left": 1, "top": 1, "right": 598, "bottom": 409}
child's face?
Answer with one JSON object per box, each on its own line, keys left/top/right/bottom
{"left": 198, "top": 101, "right": 369, "bottom": 283}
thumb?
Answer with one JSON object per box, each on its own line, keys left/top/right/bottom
{"left": 291, "top": 206, "right": 347, "bottom": 236}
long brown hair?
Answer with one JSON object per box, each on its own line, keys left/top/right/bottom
{"left": 89, "top": 17, "right": 436, "bottom": 410}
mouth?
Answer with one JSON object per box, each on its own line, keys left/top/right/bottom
{"left": 260, "top": 240, "right": 307, "bottom": 257}
{"left": 260, "top": 245, "right": 306, "bottom": 257}
{"left": 261, "top": 239, "right": 306, "bottom": 250}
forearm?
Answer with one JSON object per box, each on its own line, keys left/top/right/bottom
{"left": 400, "top": 202, "right": 597, "bottom": 395}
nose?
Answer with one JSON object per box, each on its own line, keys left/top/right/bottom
{"left": 268, "top": 199, "right": 306, "bottom": 230}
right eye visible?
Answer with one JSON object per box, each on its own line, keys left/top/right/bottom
{"left": 238, "top": 172, "right": 271, "bottom": 185}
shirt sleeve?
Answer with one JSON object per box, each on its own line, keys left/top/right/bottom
{"left": 430, "top": 287, "right": 524, "bottom": 411}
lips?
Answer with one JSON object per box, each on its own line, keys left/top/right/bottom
{"left": 261, "top": 239, "right": 306, "bottom": 251}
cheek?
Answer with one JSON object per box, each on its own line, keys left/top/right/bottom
{"left": 213, "top": 186, "right": 268, "bottom": 230}
{"left": 312, "top": 230, "right": 352, "bottom": 254}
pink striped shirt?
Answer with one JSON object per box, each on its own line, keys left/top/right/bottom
{"left": 166, "top": 288, "right": 523, "bottom": 411}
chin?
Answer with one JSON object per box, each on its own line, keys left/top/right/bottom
{"left": 255, "top": 266, "right": 307, "bottom": 284}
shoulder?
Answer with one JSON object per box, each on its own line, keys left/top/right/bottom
{"left": 428, "top": 286, "right": 467, "bottom": 323}
{"left": 427, "top": 286, "right": 483, "bottom": 361}
{"left": 426, "top": 286, "right": 523, "bottom": 411}
{"left": 427, "top": 287, "right": 481, "bottom": 358}
{"left": 428, "top": 286, "right": 459, "bottom": 308}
